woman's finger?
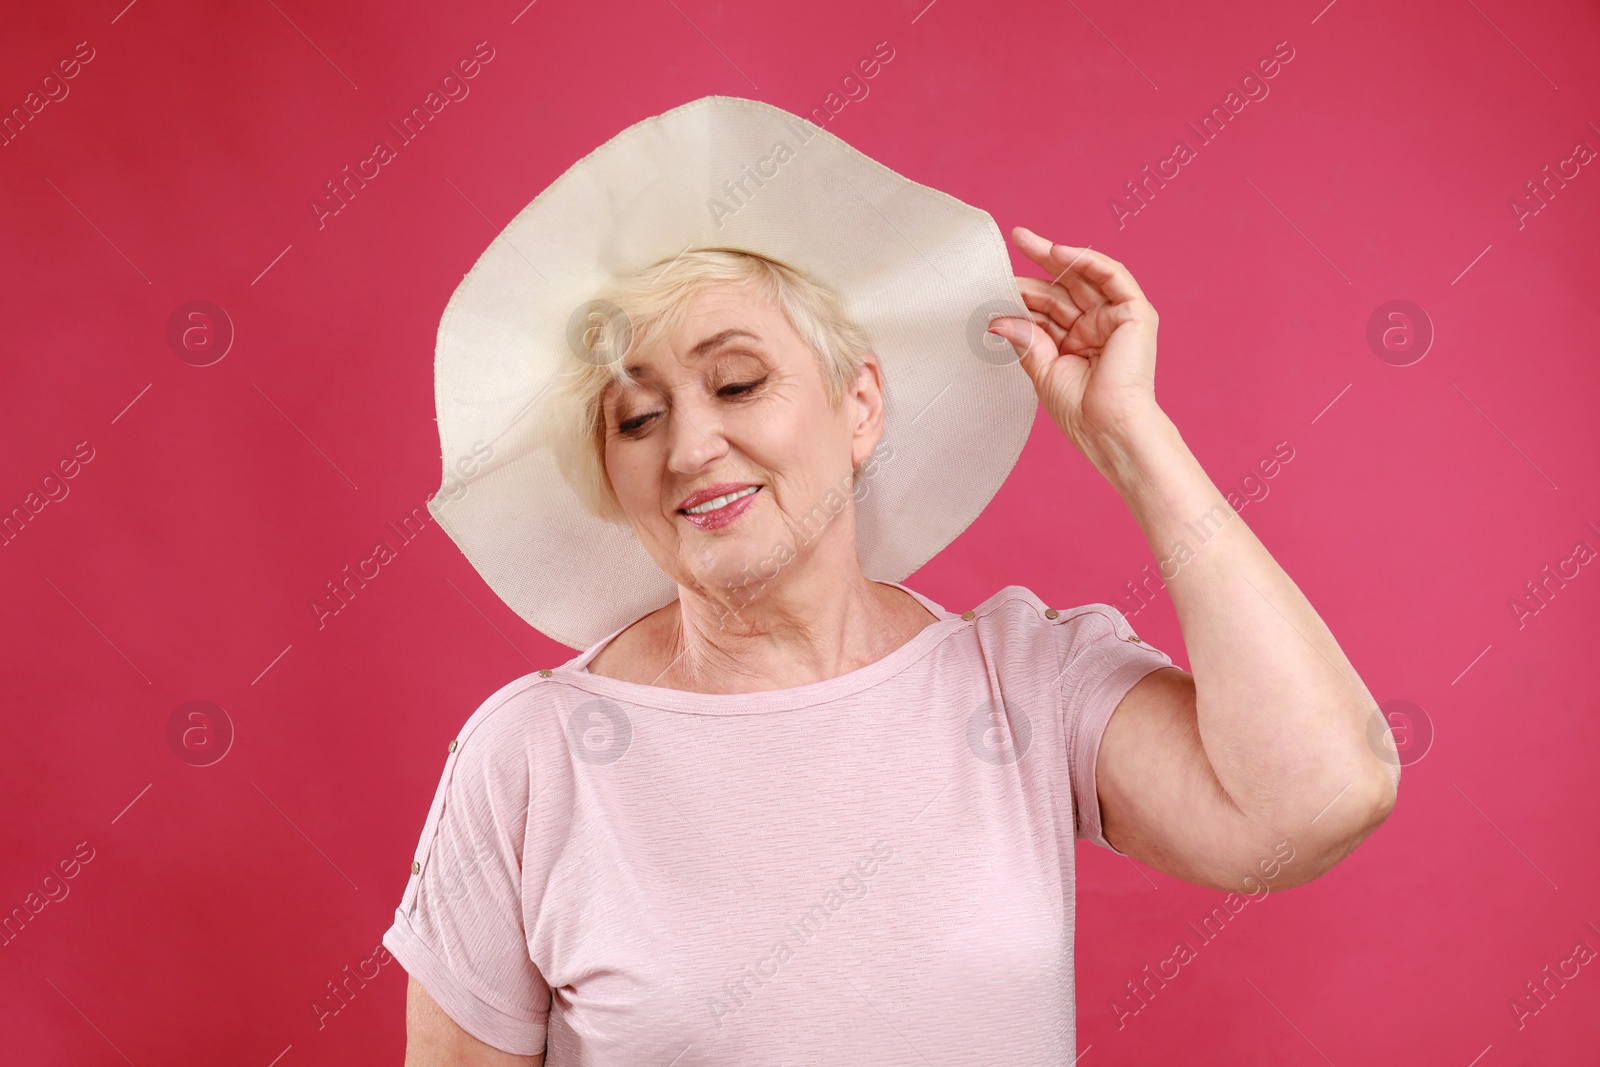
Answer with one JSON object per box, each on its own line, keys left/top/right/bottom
{"left": 1012, "top": 226, "right": 1148, "bottom": 305}
{"left": 988, "top": 316, "right": 1053, "bottom": 378}
{"left": 991, "top": 309, "right": 1072, "bottom": 360}
{"left": 1018, "top": 276, "right": 1084, "bottom": 331}
{"left": 1053, "top": 254, "right": 1113, "bottom": 316}
{"left": 1027, "top": 307, "right": 1069, "bottom": 349}
{"left": 1043, "top": 242, "right": 1148, "bottom": 305}
{"left": 1008, "top": 225, "right": 1073, "bottom": 287}
{"left": 1010, "top": 226, "right": 1108, "bottom": 315}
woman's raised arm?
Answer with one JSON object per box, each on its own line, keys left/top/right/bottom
{"left": 989, "top": 227, "right": 1398, "bottom": 890}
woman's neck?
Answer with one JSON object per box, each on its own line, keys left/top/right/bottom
{"left": 585, "top": 576, "right": 937, "bottom": 694}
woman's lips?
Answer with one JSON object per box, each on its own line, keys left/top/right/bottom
{"left": 678, "top": 486, "right": 760, "bottom": 530}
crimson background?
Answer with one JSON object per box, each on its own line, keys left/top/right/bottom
{"left": 2, "top": 1, "right": 1597, "bottom": 1064}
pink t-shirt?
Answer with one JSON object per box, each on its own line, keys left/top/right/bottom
{"left": 383, "top": 582, "right": 1174, "bottom": 1063}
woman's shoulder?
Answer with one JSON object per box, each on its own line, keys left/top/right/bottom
{"left": 444, "top": 665, "right": 585, "bottom": 763}
{"left": 960, "top": 583, "right": 1077, "bottom": 626}
{"left": 965, "top": 584, "right": 1138, "bottom": 628}
{"left": 957, "top": 585, "right": 1159, "bottom": 667}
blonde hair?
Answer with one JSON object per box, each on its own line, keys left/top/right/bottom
{"left": 539, "top": 249, "right": 875, "bottom": 525}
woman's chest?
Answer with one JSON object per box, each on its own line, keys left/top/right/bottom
{"left": 526, "top": 732, "right": 1076, "bottom": 1064}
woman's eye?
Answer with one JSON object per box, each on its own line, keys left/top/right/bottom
{"left": 616, "top": 379, "right": 761, "bottom": 436}
{"left": 720, "top": 377, "right": 766, "bottom": 397}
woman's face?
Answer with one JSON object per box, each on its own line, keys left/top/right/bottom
{"left": 601, "top": 281, "right": 884, "bottom": 606}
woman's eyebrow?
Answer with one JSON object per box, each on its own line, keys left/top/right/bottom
{"left": 623, "top": 330, "right": 764, "bottom": 381}
{"left": 689, "top": 328, "right": 762, "bottom": 359}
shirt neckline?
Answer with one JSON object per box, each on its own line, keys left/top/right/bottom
{"left": 553, "top": 581, "right": 964, "bottom": 715}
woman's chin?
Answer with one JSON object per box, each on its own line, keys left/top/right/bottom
{"left": 680, "top": 541, "right": 778, "bottom": 594}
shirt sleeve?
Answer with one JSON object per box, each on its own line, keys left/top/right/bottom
{"left": 1056, "top": 605, "right": 1177, "bottom": 856}
{"left": 382, "top": 701, "right": 550, "bottom": 1056}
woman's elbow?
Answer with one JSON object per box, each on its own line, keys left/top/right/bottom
{"left": 1278, "top": 773, "right": 1397, "bottom": 889}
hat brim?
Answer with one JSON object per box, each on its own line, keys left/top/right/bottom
{"left": 430, "top": 95, "right": 1037, "bottom": 650}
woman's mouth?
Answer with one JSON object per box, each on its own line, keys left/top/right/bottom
{"left": 678, "top": 485, "right": 760, "bottom": 530}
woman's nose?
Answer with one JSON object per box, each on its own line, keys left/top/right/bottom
{"left": 664, "top": 401, "right": 728, "bottom": 474}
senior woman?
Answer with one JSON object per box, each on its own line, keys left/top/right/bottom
{"left": 383, "top": 97, "right": 1400, "bottom": 1066}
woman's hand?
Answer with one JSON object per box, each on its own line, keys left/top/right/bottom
{"left": 988, "top": 226, "right": 1164, "bottom": 466}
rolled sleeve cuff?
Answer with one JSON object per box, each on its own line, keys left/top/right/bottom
{"left": 1070, "top": 639, "right": 1176, "bottom": 857}
{"left": 383, "top": 912, "right": 548, "bottom": 1057}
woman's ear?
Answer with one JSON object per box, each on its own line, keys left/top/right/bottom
{"left": 848, "top": 353, "right": 887, "bottom": 468}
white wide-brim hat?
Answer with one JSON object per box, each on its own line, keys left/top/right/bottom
{"left": 429, "top": 95, "right": 1037, "bottom": 651}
